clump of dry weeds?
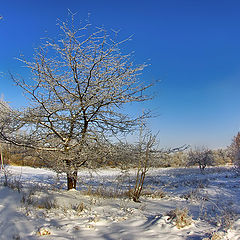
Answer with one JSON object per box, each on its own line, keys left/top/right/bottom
{"left": 166, "top": 207, "right": 193, "bottom": 229}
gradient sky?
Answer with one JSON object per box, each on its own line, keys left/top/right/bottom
{"left": 1, "top": 0, "right": 240, "bottom": 149}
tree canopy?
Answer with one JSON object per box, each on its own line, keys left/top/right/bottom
{"left": 0, "top": 15, "right": 152, "bottom": 189}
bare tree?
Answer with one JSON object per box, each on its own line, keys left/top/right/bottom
{"left": 229, "top": 132, "right": 240, "bottom": 168}
{"left": 1, "top": 15, "right": 152, "bottom": 190}
{"left": 187, "top": 147, "right": 214, "bottom": 173}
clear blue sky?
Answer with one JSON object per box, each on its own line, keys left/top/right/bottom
{"left": 1, "top": 0, "right": 240, "bottom": 149}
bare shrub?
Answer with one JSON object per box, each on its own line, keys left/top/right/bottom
{"left": 128, "top": 125, "right": 158, "bottom": 203}
{"left": 196, "top": 192, "right": 237, "bottom": 234}
{"left": 8, "top": 177, "right": 23, "bottom": 193}
{"left": 131, "top": 136, "right": 156, "bottom": 202}
{"left": 216, "top": 207, "right": 237, "bottom": 231}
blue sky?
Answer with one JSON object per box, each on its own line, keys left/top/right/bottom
{"left": 1, "top": 0, "right": 240, "bottom": 149}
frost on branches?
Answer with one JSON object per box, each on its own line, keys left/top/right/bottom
{"left": 229, "top": 132, "right": 240, "bottom": 168}
{"left": 1, "top": 15, "right": 152, "bottom": 190}
{"left": 187, "top": 147, "right": 214, "bottom": 173}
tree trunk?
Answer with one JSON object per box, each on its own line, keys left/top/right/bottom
{"left": 0, "top": 147, "right": 3, "bottom": 171}
{"left": 67, "top": 171, "right": 77, "bottom": 190}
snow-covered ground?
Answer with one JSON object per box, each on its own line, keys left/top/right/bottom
{"left": 0, "top": 166, "right": 240, "bottom": 239}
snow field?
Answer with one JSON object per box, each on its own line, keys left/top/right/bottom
{"left": 0, "top": 165, "right": 239, "bottom": 239}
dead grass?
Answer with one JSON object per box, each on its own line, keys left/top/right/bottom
{"left": 81, "top": 185, "right": 167, "bottom": 201}
{"left": 166, "top": 208, "right": 193, "bottom": 229}
{"left": 81, "top": 185, "right": 127, "bottom": 199}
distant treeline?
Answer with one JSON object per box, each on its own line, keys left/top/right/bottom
{"left": 0, "top": 143, "right": 232, "bottom": 169}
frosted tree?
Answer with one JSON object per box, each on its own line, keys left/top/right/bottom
{"left": 1, "top": 15, "right": 152, "bottom": 190}
{"left": 229, "top": 132, "right": 240, "bottom": 167}
{"left": 0, "top": 98, "right": 13, "bottom": 145}
{"left": 0, "top": 98, "right": 12, "bottom": 169}
{"left": 187, "top": 147, "right": 214, "bottom": 173}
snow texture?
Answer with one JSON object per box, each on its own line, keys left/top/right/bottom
{"left": 0, "top": 166, "right": 239, "bottom": 239}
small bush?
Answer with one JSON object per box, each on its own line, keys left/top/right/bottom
{"left": 73, "top": 202, "right": 84, "bottom": 214}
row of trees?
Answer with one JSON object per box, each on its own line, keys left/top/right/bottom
{"left": 0, "top": 138, "right": 233, "bottom": 169}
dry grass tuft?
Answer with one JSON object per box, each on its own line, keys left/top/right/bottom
{"left": 81, "top": 185, "right": 128, "bottom": 199}
{"left": 166, "top": 208, "right": 192, "bottom": 229}
{"left": 36, "top": 227, "right": 51, "bottom": 236}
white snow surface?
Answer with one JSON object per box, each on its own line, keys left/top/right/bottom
{"left": 0, "top": 165, "right": 240, "bottom": 239}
